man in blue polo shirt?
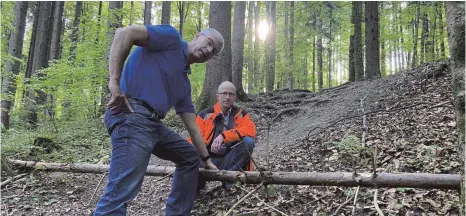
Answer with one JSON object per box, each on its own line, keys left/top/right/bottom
{"left": 93, "top": 24, "right": 223, "bottom": 216}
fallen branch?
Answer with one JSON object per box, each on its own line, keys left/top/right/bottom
{"left": 9, "top": 160, "right": 461, "bottom": 189}
{"left": 0, "top": 173, "right": 28, "bottom": 188}
{"left": 330, "top": 194, "right": 354, "bottom": 216}
{"left": 352, "top": 186, "right": 360, "bottom": 216}
{"left": 374, "top": 188, "right": 384, "bottom": 216}
{"left": 225, "top": 182, "right": 264, "bottom": 216}
{"left": 90, "top": 172, "right": 107, "bottom": 201}
{"left": 238, "top": 186, "right": 288, "bottom": 216}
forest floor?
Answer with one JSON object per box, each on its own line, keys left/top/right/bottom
{"left": 1, "top": 60, "right": 460, "bottom": 216}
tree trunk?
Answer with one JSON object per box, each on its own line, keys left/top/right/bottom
{"left": 161, "top": 1, "right": 171, "bottom": 25}
{"left": 328, "top": 8, "right": 333, "bottom": 88}
{"left": 420, "top": 12, "right": 429, "bottom": 64}
{"left": 437, "top": 3, "right": 446, "bottom": 58}
{"left": 312, "top": 16, "right": 316, "bottom": 91}
{"left": 195, "top": 2, "right": 203, "bottom": 32}
{"left": 381, "top": 40, "right": 386, "bottom": 77}
{"left": 177, "top": 1, "right": 189, "bottom": 38}
{"left": 282, "top": 1, "right": 289, "bottom": 90}
{"left": 253, "top": 2, "right": 261, "bottom": 92}
{"left": 144, "top": 1, "right": 151, "bottom": 25}
{"left": 412, "top": 3, "right": 420, "bottom": 68}
{"left": 246, "top": 1, "right": 254, "bottom": 93}
{"left": 231, "top": 1, "right": 248, "bottom": 101}
{"left": 286, "top": 1, "right": 295, "bottom": 90}
{"left": 25, "top": 1, "right": 53, "bottom": 127}
{"left": 365, "top": 1, "right": 380, "bottom": 80}
{"left": 266, "top": 2, "right": 276, "bottom": 92}
{"left": 1, "top": 1, "right": 28, "bottom": 129}
{"left": 49, "top": 1, "right": 63, "bottom": 61}
{"left": 69, "top": 1, "right": 82, "bottom": 63}
{"left": 317, "top": 16, "right": 323, "bottom": 90}
{"left": 445, "top": 2, "right": 465, "bottom": 214}
{"left": 353, "top": 1, "right": 364, "bottom": 81}
{"left": 196, "top": 1, "right": 232, "bottom": 111}
{"left": 10, "top": 160, "right": 461, "bottom": 190}
{"left": 348, "top": 35, "right": 355, "bottom": 82}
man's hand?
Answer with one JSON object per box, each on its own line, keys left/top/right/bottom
{"left": 204, "top": 158, "right": 217, "bottom": 169}
{"left": 211, "top": 135, "right": 224, "bottom": 153}
{"left": 107, "top": 81, "right": 133, "bottom": 112}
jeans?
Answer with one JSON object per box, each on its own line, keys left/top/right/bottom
{"left": 198, "top": 137, "right": 255, "bottom": 190}
{"left": 94, "top": 103, "right": 200, "bottom": 216}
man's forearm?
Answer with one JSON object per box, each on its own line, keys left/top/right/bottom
{"left": 108, "top": 28, "right": 134, "bottom": 82}
{"left": 180, "top": 113, "right": 209, "bottom": 157}
{"left": 190, "top": 132, "right": 209, "bottom": 157}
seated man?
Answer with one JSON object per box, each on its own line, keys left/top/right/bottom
{"left": 190, "top": 81, "right": 256, "bottom": 190}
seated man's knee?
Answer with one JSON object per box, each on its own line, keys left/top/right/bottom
{"left": 242, "top": 136, "right": 255, "bottom": 151}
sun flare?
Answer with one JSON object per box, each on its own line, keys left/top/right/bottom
{"left": 258, "top": 20, "right": 269, "bottom": 41}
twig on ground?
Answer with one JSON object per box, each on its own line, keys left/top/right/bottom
{"left": 225, "top": 182, "right": 264, "bottom": 216}
{"left": 331, "top": 194, "right": 354, "bottom": 216}
{"left": 154, "top": 173, "right": 173, "bottom": 183}
{"left": 351, "top": 186, "right": 360, "bottom": 216}
{"left": 374, "top": 188, "right": 384, "bottom": 216}
{"left": 0, "top": 173, "right": 28, "bottom": 188}
{"left": 90, "top": 172, "right": 107, "bottom": 201}
{"left": 238, "top": 186, "right": 288, "bottom": 216}
{"left": 360, "top": 96, "right": 367, "bottom": 147}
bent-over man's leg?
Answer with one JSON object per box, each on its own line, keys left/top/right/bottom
{"left": 152, "top": 126, "right": 200, "bottom": 216}
{"left": 94, "top": 108, "right": 161, "bottom": 216}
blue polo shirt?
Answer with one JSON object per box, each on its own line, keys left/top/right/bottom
{"left": 120, "top": 25, "right": 195, "bottom": 118}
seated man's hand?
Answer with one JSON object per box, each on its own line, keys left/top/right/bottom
{"left": 211, "top": 135, "right": 224, "bottom": 153}
{"left": 204, "top": 159, "right": 218, "bottom": 169}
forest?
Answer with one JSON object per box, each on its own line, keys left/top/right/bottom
{"left": 1, "top": 1, "right": 465, "bottom": 215}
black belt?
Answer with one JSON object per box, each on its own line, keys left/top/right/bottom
{"left": 127, "top": 98, "right": 162, "bottom": 119}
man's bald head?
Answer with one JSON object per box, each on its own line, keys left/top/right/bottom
{"left": 218, "top": 81, "right": 236, "bottom": 93}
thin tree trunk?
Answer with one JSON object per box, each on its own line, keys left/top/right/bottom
{"left": 246, "top": 1, "right": 254, "bottom": 93}
{"left": 287, "top": 1, "right": 295, "bottom": 89}
{"left": 353, "top": 1, "right": 364, "bottom": 81}
{"left": 1, "top": 1, "right": 28, "bottom": 129}
{"left": 317, "top": 16, "right": 323, "bottom": 90}
{"left": 438, "top": 2, "right": 446, "bottom": 58}
{"left": 253, "top": 2, "right": 261, "bottom": 92}
{"left": 69, "top": 1, "right": 82, "bottom": 63}
{"left": 266, "top": 2, "right": 276, "bottom": 92}
{"left": 312, "top": 16, "right": 316, "bottom": 91}
{"left": 420, "top": 12, "right": 429, "bottom": 64}
{"left": 144, "top": 1, "right": 151, "bottom": 25}
{"left": 365, "top": 1, "right": 381, "bottom": 80}
{"left": 412, "top": 3, "right": 420, "bottom": 68}
{"left": 348, "top": 35, "right": 355, "bottom": 82}
{"left": 328, "top": 8, "right": 333, "bottom": 87}
{"left": 177, "top": 1, "right": 189, "bottom": 38}
{"left": 161, "top": 1, "right": 171, "bottom": 25}
{"left": 232, "top": 1, "right": 248, "bottom": 100}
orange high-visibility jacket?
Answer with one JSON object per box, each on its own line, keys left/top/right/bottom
{"left": 188, "top": 102, "right": 256, "bottom": 170}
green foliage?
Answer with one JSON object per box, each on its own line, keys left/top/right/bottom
{"left": 332, "top": 135, "right": 370, "bottom": 155}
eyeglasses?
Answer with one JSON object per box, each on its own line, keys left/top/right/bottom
{"left": 199, "top": 32, "right": 218, "bottom": 56}
{"left": 217, "top": 92, "right": 236, "bottom": 97}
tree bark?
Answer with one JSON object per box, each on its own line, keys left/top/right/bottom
{"left": 1, "top": 1, "right": 28, "bottom": 129}
{"left": 437, "top": 3, "right": 446, "bottom": 58}
{"left": 348, "top": 35, "right": 355, "bottom": 82}
{"left": 328, "top": 8, "right": 333, "bottom": 88}
{"left": 412, "top": 2, "right": 420, "bottom": 68}
{"left": 177, "top": 1, "right": 189, "bottom": 38}
{"left": 286, "top": 1, "right": 295, "bottom": 90}
{"left": 365, "top": 1, "right": 380, "bottom": 80}
{"left": 161, "top": 1, "right": 171, "bottom": 25}
{"left": 231, "top": 1, "right": 249, "bottom": 101}
{"left": 144, "top": 1, "right": 152, "bottom": 25}
{"left": 445, "top": 2, "right": 465, "bottom": 214}
{"left": 196, "top": 1, "right": 232, "bottom": 111}
{"left": 246, "top": 1, "right": 254, "bottom": 93}
{"left": 312, "top": 16, "right": 316, "bottom": 91}
{"left": 317, "top": 16, "right": 323, "bottom": 90}
{"left": 266, "top": 2, "right": 276, "bottom": 93}
{"left": 353, "top": 1, "right": 364, "bottom": 81}
{"left": 25, "top": 1, "right": 53, "bottom": 127}
{"left": 69, "top": 1, "right": 83, "bottom": 63}
{"left": 253, "top": 2, "right": 261, "bottom": 92}
{"left": 10, "top": 160, "right": 461, "bottom": 190}
{"left": 49, "top": 1, "right": 63, "bottom": 61}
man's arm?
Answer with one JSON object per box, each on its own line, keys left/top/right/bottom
{"left": 107, "top": 25, "right": 149, "bottom": 111}
{"left": 180, "top": 113, "right": 217, "bottom": 169}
